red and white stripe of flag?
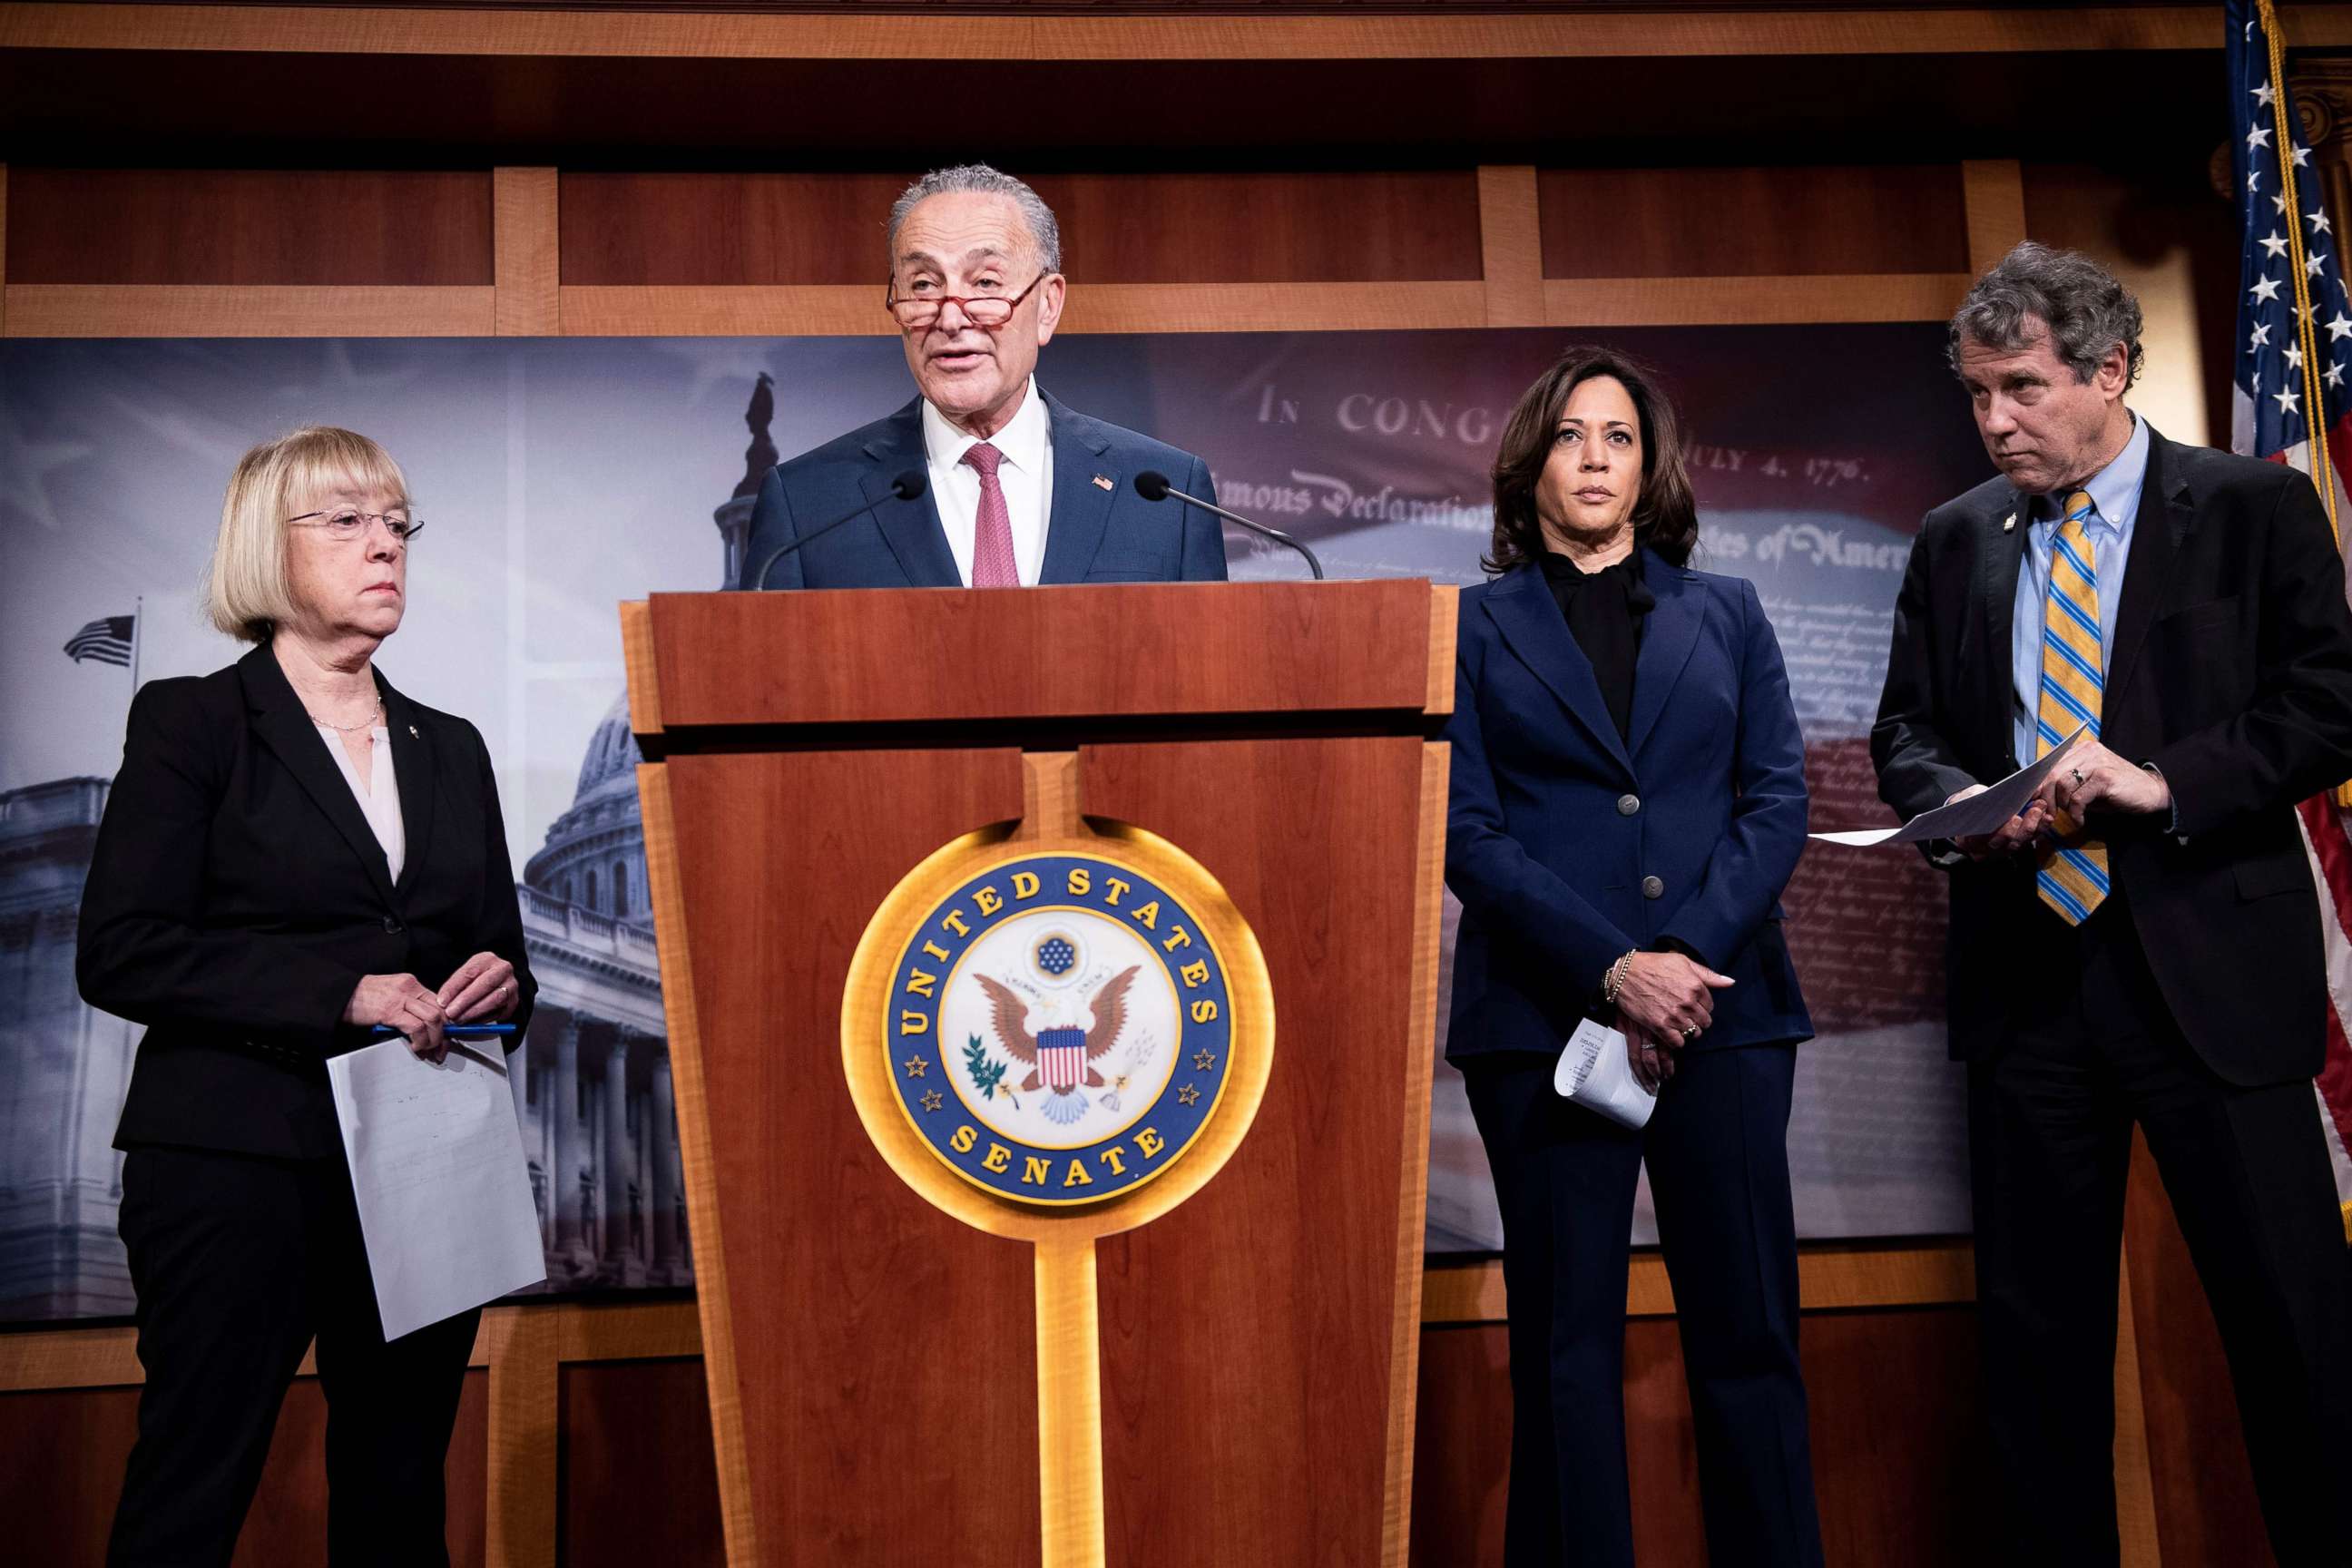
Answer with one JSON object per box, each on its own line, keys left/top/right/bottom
{"left": 2269, "top": 402, "right": 2352, "bottom": 1238}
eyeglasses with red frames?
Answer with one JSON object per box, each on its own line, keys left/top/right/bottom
{"left": 884, "top": 271, "right": 1049, "bottom": 330}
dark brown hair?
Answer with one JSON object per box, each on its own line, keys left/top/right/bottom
{"left": 1485, "top": 345, "right": 1699, "bottom": 573}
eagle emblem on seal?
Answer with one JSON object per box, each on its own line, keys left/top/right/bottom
{"left": 977, "top": 966, "right": 1141, "bottom": 1126}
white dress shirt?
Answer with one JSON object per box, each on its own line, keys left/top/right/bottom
{"left": 921, "top": 377, "right": 1054, "bottom": 587}
{"left": 313, "top": 720, "right": 406, "bottom": 884}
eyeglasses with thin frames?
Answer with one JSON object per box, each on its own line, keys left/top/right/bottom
{"left": 884, "top": 271, "right": 1050, "bottom": 331}
{"left": 287, "top": 509, "right": 424, "bottom": 545}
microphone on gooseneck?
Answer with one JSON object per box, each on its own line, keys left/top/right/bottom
{"left": 1132, "top": 470, "right": 1325, "bottom": 581}
{"left": 751, "top": 469, "right": 929, "bottom": 590}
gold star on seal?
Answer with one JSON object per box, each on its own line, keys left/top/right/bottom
{"left": 920, "top": 1089, "right": 945, "bottom": 1112}
{"left": 902, "top": 1055, "right": 928, "bottom": 1077}
{"left": 1191, "top": 1049, "right": 1218, "bottom": 1072}
{"left": 1177, "top": 1083, "right": 1200, "bottom": 1107}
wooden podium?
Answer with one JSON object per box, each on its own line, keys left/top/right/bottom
{"left": 622, "top": 581, "right": 1455, "bottom": 1568}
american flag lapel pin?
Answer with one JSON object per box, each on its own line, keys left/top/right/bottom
{"left": 1093, "top": 474, "right": 1113, "bottom": 492}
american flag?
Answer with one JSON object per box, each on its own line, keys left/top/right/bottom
{"left": 62, "top": 613, "right": 135, "bottom": 668}
{"left": 2230, "top": 0, "right": 2352, "bottom": 1235}
{"left": 1036, "top": 1026, "right": 1087, "bottom": 1092}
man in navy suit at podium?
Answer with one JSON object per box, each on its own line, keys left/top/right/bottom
{"left": 737, "top": 163, "right": 1229, "bottom": 590}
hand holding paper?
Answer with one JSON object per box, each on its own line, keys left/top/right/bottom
{"left": 1811, "top": 725, "right": 2087, "bottom": 848}
{"left": 1554, "top": 1017, "right": 1659, "bottom": 1129}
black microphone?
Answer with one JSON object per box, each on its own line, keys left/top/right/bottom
{"left": 751, "top": 469, "right": 928, "bottom": 590}
{"left": 1132, "top": 470, "right": 1324, "bottom": 581}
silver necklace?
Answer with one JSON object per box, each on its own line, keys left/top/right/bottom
{"left": 309, "top": 700, "right": 384, "bottom": 734}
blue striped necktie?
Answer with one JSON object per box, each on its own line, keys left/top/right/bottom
{"left": 2036, "top": 489, "right": 2110, "bottom": 924}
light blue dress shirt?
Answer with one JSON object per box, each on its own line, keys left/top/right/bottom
{"left": 2010, "top": 412, "right": 2151, "bottom": 769}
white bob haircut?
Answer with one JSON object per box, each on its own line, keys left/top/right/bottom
{"left": 886, "top": 163, "right": 1063, "bottom": 274}
{"left": 203, "top": 426, "right": 409, "bottom": 643}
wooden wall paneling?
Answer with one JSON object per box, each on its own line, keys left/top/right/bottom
{"left": 485, "top": 1304, "right": 559, "bottom": 1568}
{"left": 10, "top": 5, "right": 2341, "bottom": 64}
{"left": 559, "top": 1359, "right": 725, "bottom": 1568}
{"left": 1798, "top": 1309, "right": 1994, "bottom": 1566}
{"left": 1542, "top": 274, "right": 1970, "bottom": 327}
{"left": 1419, "top": 1239, "right": 1975, "bottom": 1328}
{"left": 1961, "top": 158, "right": 2028, "bottom": 275}
{"left": 559, "top": 170, "right": 1479, "bottom": 289}
{"left": 2112, "top": 1240, "right": 2165, "bottom": 1568}
{"left": 0, "top": 1369, "right": 488, "bottom": 1568}
{"left": 562, "top": 280, "right": 1494, "bottom": 337}
{"left": 2, "top": 1383, "right": 142, "bottom": 1568}
{"left": 495, "top": 165, "right": 558, "bottom": 336}
{"left": 3, "top": 168, "right": 493, "bottom": 285}
{"left": 1406, "top": 1325, "right": 1511, "bottom": 1567}
{"left": 560, "top": 172, "right": 906, "bottom": 288}
{"left": 1082, "top": 734, "right": 1429, "bottom": 1568}
{"left": 1408, "top": 1306, "right": 1997, "bottom": 1568}
{"left": 1030, "top": 171, "right": 1482, "bottom": 285}
{"left": 2, "top": 284, "right": 497, "bottom": 337}
{"left": 1539, "top": 165, "right": 1969, "bottom": 279}
{"left": 1476, "top": 165, "right": 1542, "bottom": 328}
{"left": 2018, "top": 160, "right": 2244, "bottom": 446}
{"left": 2122, "top": 1133, "right": 2276, "bottom": 1567}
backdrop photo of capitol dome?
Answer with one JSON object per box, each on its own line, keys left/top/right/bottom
{"left": 0, "top": 326, "right": 1983, "bottom": 1321}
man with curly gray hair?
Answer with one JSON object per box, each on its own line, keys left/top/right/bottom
{"left": 738, "top": 162, "right": 1227, "bottom": 589}
{"left": 1875, "top": 240, "right": 2352, "bottom": 1563}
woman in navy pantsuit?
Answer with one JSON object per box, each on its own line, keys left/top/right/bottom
{"left": 1445, "top": 348, "right": 1825, "bottom": 1568}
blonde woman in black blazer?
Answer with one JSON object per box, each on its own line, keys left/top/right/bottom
{"left": 79, "top": 426, "right": 535, "bottom": 1568}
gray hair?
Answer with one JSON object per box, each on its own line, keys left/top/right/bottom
{"left": 1949, "top": 240, "right": 2144, "bottom": 389}
{"left": 887, "top": 163, "right": 1063, "bottom": 274}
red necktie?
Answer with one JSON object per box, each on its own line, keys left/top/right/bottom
{"left": 961, "top": 442, "right": 1020, "bottom": 588}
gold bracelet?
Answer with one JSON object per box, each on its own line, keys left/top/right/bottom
{"left": 1602, "top": 950, "right": 1636, "bottom": 1004}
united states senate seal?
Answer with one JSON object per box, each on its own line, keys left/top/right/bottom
{"left": 884, "top": 849, "right": 1240, "bottom": 1207}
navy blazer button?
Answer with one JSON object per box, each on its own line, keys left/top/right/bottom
{"left": 1617, "top": 793, "right": 1641, "bottom": 817}
{"left": 382, "top": 916, "right": 404, "bottom": 935}
{"left": 1641, "top": 876, "right": 1664, "bottom": 899}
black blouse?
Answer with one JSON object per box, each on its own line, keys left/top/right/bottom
{"left": 1538, "top": 548, "right": 1655, "bottom": 742}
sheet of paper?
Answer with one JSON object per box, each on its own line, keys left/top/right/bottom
{"left": 1809, "top": 725, "right": 2088, "bottom": 848}
{"left": 1553, "top": 1016, "right": 1657, "bottom": 1129}
{"left": 327, "top": 1038, "right": 547, "bottom": 1342}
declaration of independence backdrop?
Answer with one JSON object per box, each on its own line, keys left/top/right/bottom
{"left": 0, "top": 322, "right": 1988, "bottom": 1320}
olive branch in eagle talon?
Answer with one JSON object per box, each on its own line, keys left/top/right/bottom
{"left": 963, "top": 1036, "right": 1019, "bottom": 1110}
{"left": 977, "top": 966, "right": 1141, "bottom": 1098}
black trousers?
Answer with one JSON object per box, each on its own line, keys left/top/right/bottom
{"left": 107, "top": 1145, "right": 480, "bottom": 1568}
{"left": 1462, "top": 1044, "right": 1824, "bottom": 1568}
{"left": 1971, "top": 903, "right": 2352, "bottom": 1568}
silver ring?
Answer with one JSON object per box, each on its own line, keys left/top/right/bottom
{"left": 1681, "top": 1025, "right": 1700, "bottom": 1044}
{"left": 2070, "top": 767, "right": 2084, "bottom": 787}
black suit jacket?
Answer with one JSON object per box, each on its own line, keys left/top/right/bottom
{"left": 79, "top": 644, "right": 537, "bottom": 1159}
{"left": 1872, "top": 425, "right": 2352, "bottom": 1083}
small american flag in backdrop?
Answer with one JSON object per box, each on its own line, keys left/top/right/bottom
{"left": 63, "top": 614, "right": 135, "bottom": 668}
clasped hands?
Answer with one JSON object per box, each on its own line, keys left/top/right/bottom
{"left": 341, "top": 951, "right": 520, "bottom": 1063}
{"left": 1614, "top": 951, "right": 1736, "bottom": 1092}
{"left": 1945, "top": 738, "right": 2171, "bottom": 859}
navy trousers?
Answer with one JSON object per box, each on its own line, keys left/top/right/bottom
{"left": 1462, "top": 1044, "right": 1824, "bottom": 1568}
{"left": 106, "top": 1144, "right": 479, "bottom": 1568}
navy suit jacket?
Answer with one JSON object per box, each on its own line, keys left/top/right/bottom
{"left": 1444, "top": 552, "right": 1813, "bottom": 1060}
{"left": 736, "top": 389, "right": 1229, "bottom": 589}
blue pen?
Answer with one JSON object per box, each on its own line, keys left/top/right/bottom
{"left": 368, "top": 1024, "right": 517, "bottom": 1040}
